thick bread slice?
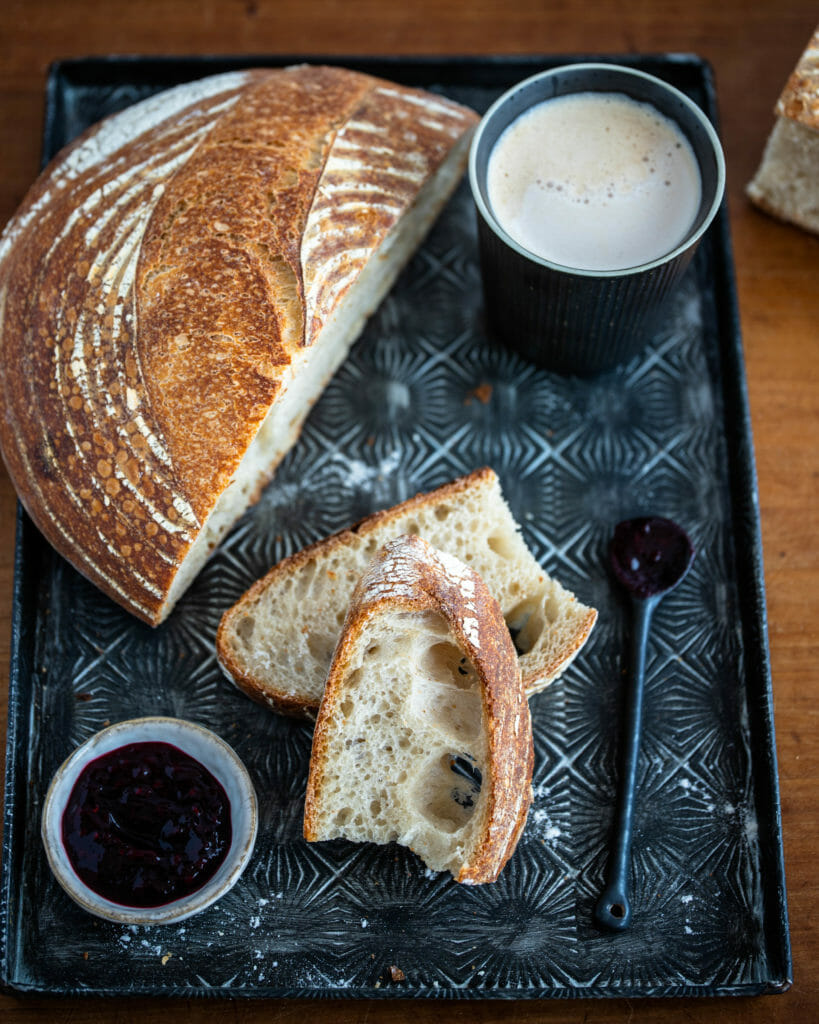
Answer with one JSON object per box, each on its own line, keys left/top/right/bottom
{"left": 747, "top": 27, "right": 819, "bottom": 234}
{"left": 303, "top": 533, "right": 533, "bottom": 884}
{"left": 217, "top": 467, "right": 597, "bottom": 717}
{"left": 0, "top": 65, "right": 478, "bottom": 624}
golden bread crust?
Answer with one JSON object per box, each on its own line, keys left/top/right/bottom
{"left": 0, "top": 65, "right": 478, "bottom": 623}
{"left": 776, "top": 27, "right": 819, "bottom": 130}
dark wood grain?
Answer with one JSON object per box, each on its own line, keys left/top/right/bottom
{"left": 1, "top": 1, "right": 818, "bottom": 1020}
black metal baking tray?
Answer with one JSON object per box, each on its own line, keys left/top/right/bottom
{"left": 1, "top": 54, "right": 791, "bottom": 998}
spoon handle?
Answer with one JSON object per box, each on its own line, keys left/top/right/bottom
{"left": 594, "top": 594, "right": 657, "bottom": 931}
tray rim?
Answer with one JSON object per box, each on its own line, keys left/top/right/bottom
{"left": 1, "top": 51, "right": 792, "bottom": 999}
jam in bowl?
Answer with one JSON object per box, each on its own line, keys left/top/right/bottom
{"left": 41, "top": 717, "right": 258, "bottom": 924}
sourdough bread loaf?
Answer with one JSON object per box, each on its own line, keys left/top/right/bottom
{"left": 303, "top": 533, "right": 533, "bottom": 884}
{"left": 217, "top": 467, "right": 597, "bottom": 717}
{"left": 747, "top": 27, "right": 819, "bottom": 233}
{"left": 0, "top": 65, "right": 478, "bottom": 623}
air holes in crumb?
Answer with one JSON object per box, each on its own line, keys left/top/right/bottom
{"left": 506, "top": 597, "right": 547, "bottom": 654}
{"left": 334, "top": 807, "right": 353, "bottom": 826}
{"left": 434, "top": 505, "right": 451, "bottom": 521}
{"left": 340, "top": 697, "right": 354, "bottom": 717}
{"left": 411, "top": 656, "right": 481, "bottom": 741}
{"left": 487, "top": 531, "right": 516, "bottom": 560}
{"left": 415, "top": 752, "right": 482, "bottom": 833}
{"left": 422, "top": 642, "right": 478, "bottom": 691}
{"left": 295, "top": 560, "right": 317, "bottom": 599}
{"left": 346, "top": 667, "right": 364, "bottom": 691}
{"left": 307, "top": 632, "right": 336, "bottom": 664}
{"left": 235, "top": 615, "right": 255, "bottom": 643}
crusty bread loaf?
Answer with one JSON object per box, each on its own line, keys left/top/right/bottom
{"left": 303, "top": 533, "right": 533, "bottom": 884}
{"left": 747, "top": 27, "right": 819, "bottom": 233}
{"left": 217, "top": 467, "right": 597, "bottom": 717}
{"left": 0, "top": 65, "right": 478, "bottom": 624}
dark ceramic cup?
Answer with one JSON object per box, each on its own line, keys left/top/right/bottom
{"left": 468, "top": 63, "right": 726, "bottom": 375}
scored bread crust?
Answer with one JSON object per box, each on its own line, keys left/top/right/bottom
{"left": 216, "top": 466, "right": 598, "bottom": 718}
{"left": 303, "top": 533, "right": 534, "bottom": 884}
{"left": 0, "top": 65, "right": 478, "bottom": 624}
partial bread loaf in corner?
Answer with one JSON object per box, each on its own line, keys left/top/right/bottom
{"left": 747, "top": 27, "right": 819, "bottom": 234}
{"left": 303, "top": 533, "right": 534, "bottom": 884}
{"left": 0, "top": 65, "right": 478, "bottom": 624}
{"left": 217, "top": 467, "right": 597, "bottom": 717}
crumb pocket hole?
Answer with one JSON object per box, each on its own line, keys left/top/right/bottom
{"left": 505, "top": 597, "right": 547, "bottom": 655}
{"left": 410, "top": 663, "right": 481, "bottom": 741}
{"left": 236, "top": 615, "right": 256, "bottom": 643}
{"left": 414, "top": 751, "right": 483, "bottom": 833}
{"left": 487, "top": 532, "right": 516, "bottom": 560}
{"left": 422, "top": 641, "right": 478, "bottom": 691}
{"left": 307, "top": 632, "right": 336, "bottom": 664}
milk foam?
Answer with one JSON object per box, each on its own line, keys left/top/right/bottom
{"left": 486, "top": 92, "right": 702, "bottom": 271}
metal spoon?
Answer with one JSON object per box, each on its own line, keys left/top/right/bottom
{"left": 594, "top": 515, "right": 695, "bottom": 931}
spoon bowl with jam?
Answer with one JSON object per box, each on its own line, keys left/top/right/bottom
{"left": 594, "top": 515, "right": 695, "bottom": 931}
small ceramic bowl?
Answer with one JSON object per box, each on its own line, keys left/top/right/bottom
{"left": 41, "top": 716, "right": 258, "bottom": 925}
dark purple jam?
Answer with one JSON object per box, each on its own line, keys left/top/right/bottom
{"left": 61, "top": 741, "right": 232, "bottom": 908}
{"left": 610, "top": 516, "right": 695, "bottom": 600}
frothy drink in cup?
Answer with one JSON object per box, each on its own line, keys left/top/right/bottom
{"left": 486, "top": 92, "right": 702, "bottom": 272}
{"left": 469, "top": 64, "right": 725, "bottom": 373}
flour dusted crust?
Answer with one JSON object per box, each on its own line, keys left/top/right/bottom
{"left": 303, "top": 534, "right": 533, "bottom": 884}
{"left": 0, "top": 65, "right": 478, "bottom": 623}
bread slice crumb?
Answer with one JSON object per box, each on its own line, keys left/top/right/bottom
{"left": 303, "top": 534, "right": 533, "bottom": 884}
{"left": 747, "top": 27, "right": 819, "bottom": 234}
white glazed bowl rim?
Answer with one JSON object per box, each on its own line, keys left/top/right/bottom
{"left": 468, "top": 62, "right": 727, "bottom": 279}
{"left": 41, "top": 716, "right": 258, "bottom": 925}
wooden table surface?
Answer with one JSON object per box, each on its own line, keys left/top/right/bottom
{"left": 1, "top": 1, "right": 817, "bottom": 1021}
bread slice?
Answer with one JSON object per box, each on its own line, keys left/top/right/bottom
{"left": 303, "top": 533, "right": 533, "bottom": 884}
{"left": 747, "top": 27, "right": 819, "bottom": 233}
{"left": 217, "top": 466, "right": 597, "bottom": 717}
{"left": 0, "top": 65, "right": 478, "bottom": 624}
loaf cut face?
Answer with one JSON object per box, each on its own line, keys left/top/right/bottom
{"left": 747, "top": 27, "right": 819, "bottom": 234}
{"left": 303, "top": 533, "right": 533, "bottom": 884}
{"left": 217, "top": 467, "right": 597, "bottom": 717}
{"left": 0, "top": 65, "right": 478, "bottom": 623}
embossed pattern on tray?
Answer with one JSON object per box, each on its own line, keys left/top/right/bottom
{"left": 1, "top": 56, "right": 790, "bottom": 998}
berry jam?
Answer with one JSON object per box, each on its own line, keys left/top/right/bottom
{"left": 61, "top": 741, "right": 232, "bottom": 908}
{"left": 610, "top": 516, "right": 695, "bottom": 599}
